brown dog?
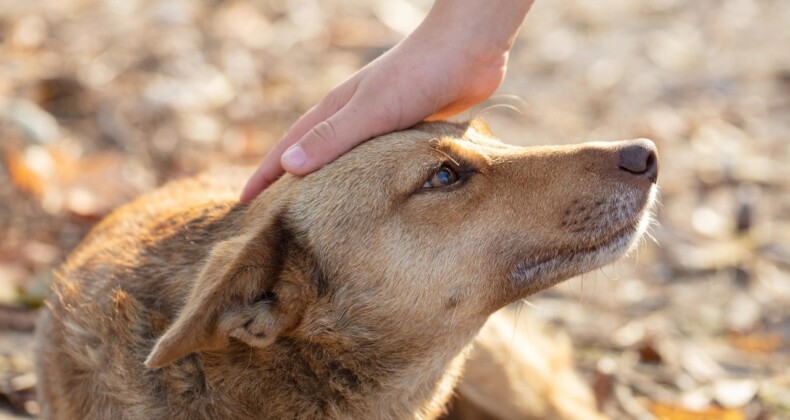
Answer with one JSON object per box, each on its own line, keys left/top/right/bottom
{"left": 35, "top": 120, "right": 657, "bottom": 419}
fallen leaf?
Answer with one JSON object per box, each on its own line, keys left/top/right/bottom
{"left": 5, "top": 143, "right": 144, "bottom": 218}
{"left": 650, "top": 402, "right": 745, "bottom": 420}
{"left": 727, "top": 333, "right": 785, "bottom": 353}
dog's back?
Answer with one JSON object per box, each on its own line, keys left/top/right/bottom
{"left": 36, "top": 174, "right": 243, "bottom": 418}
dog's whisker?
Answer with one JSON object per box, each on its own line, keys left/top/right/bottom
{"left": 448, "top": 300, "right": 459, "bottom": 330}
{"left": 432, "top": 147, "right": 461, "bottom": 167}
{"left": 487, "top": 93, "right": 528, "bottom": 103}
{"left": 473, "top": 103, "right": 525, "bottom": 119}
{"left": 521, "top": 298, "right": 539, "bottom": 309}
{"left": 507, "top": 300, "right": 525, "bottom": 365}
{"left": 472, "top": 95, "right": 528, "bottom": 118}
{"left": 580, "top": 273, "right": 588, "bottom": 303}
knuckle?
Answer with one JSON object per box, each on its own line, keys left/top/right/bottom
{"left": 308, "top": 121, "right": 339, "bottom": 149}
{"left": 323, "top": 84, "right": 356, "bottom": 112}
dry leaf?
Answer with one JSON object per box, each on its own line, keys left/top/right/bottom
{"left": 650, "top": 402, "right": 745, "bottom": 420}
{"left": 5, "top": 143, "right": 144, "bottom": 218}
{"left": 727, "top": 333, "right": 785, "bottom": 354}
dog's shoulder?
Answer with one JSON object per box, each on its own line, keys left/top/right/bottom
{"left": 52, "top": 169, "right": 249, "bottom": 333}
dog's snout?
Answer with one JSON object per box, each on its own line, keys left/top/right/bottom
{"left": 618, "top": 139, "right": 658, "bottom": 183}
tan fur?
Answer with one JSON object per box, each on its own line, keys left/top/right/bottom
{"left": 35, "top": 120, "right": 656, "bottom": 419}
{"left": 444, "top": 309, "right": 607, "bottom": 420}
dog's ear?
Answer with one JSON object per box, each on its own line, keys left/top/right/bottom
{"left": 145, "top": 206, "right": 304, "bottom": 368}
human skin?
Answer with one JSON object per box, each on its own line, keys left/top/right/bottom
{"left": 241, "top": 0, "right": 535, "bottom": 202}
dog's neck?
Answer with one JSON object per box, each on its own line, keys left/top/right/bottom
{"left": 155, "top": 201, "right": 478, "bottom": 418}
{"left": 195, "top": 327, "right": 472, "bottom": 419}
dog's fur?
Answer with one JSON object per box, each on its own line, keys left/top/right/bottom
{"left": 36, "top": 120, "right": 656, "bottom": 419}
{"left": 444, "top": 309, "right": 607, "bottom": 420}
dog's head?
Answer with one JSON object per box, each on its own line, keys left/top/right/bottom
{"left": 146, "top": 120, "right": 657, "bottom": 367}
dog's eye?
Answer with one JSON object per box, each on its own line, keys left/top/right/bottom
{"left": 422, "top": 166, "right": 459, "bottom": 189}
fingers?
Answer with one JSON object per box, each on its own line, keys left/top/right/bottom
{"left": 281, "top": 99, "right": 393, "bottom": 176}
{"left": 240, "top": 101, "right": 341, "bottom": 202}
{"left": 240, "top": 81, "right": 362, "bottom": 202}
{"left": 239, "top": 144, "right": 286, "bottom": 203}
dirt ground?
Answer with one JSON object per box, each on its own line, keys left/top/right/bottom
{"left": 0, "top": 0, "right": 788, "bottom": 418}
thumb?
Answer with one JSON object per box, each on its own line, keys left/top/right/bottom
{"left": 281, "top": 103, "right": 393, "bottom": 175}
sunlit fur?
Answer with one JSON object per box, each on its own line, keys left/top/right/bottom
{"left": 447, "top": 310, "right": 608, "bottom": 420}
{"left": 35, "top": 120, "right": 656, "bottom": 419}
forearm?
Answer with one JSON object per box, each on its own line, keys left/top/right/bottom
{"left": 415, "top": 0, "right": 534, "bottom": 64}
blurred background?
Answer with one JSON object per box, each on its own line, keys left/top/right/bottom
{"left": 0, "top": 0, "right": 788, "bottom": 418}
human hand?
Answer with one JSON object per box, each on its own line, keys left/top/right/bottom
{"left": 241, "top": 0, "right": 534, "bottom": 202}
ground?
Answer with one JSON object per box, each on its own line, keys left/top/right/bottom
{"left": 0, "top": 0, "right": 788, "bottom": 418}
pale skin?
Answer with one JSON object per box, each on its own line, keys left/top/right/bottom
{"left": 241, "top": 0, "right": 535, "bottom": 202}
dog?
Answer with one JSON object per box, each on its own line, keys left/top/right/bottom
{"left": 35, "top": 119, "right": 657, "bottom": 419}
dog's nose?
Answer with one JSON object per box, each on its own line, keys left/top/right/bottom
{"left": 618, "top": 139, "right": 658, "bottom": 183}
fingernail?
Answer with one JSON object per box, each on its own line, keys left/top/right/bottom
{"left": 282, "top": 145, "right": 307, "bottom": 169}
